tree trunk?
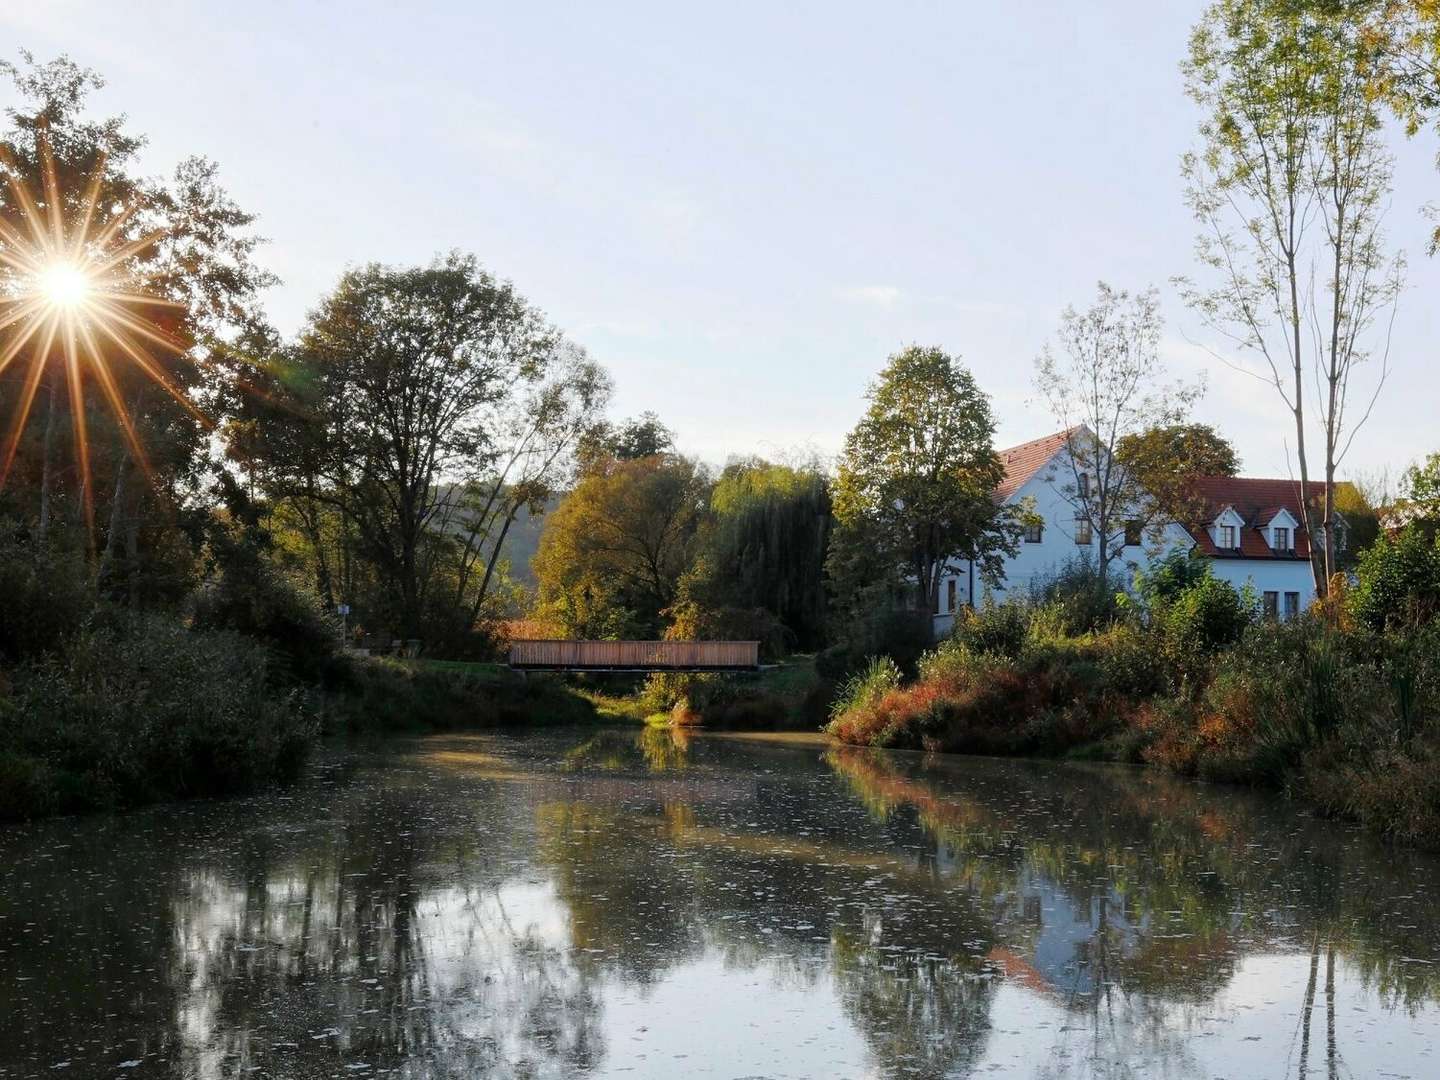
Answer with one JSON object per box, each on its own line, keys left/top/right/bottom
{"left": 98, "top": 448, "right": 132, "bottom": 591}
{"left": 37, "top": 375, "right": 58, "bottom": 542}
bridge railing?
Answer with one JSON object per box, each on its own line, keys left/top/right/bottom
{"left": 508, "top": 639, "right": 760, "bottom": 671}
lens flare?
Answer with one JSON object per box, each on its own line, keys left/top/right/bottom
{"left": 0, "top": 128, "right": 199, "bottom": 540}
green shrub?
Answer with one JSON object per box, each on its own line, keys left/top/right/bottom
{"left": 0, "top": 532, "right": 96, "bottom": 661}
{"left": 325, "top": 656, "right": 596, "bottom": 733}
{"left": 1158, "top": 574, "right": 1252, "bottom": 659}
{"left": 1351, "top": 526, "right": 1440, "bottom": 633}
{"left": 1030, "top": 555, "right": 1125, "bottom": 634}
{"left": 0, "top": 616, "right": 317, "bottom": 818}
{"left": 1135, "top": 547, "right": 1212, "bottom": 608}
{"left": 952, "top": 601, "right": 1030, "bottom": 658}
{"left": 1095, "top": 624, "right": 1167, "bottom": 697}
{"left": 192, "top": 536, "right": 341, "bottom": 683}
{"left": 818, "top": 608, "right": 932, "bottom": 680}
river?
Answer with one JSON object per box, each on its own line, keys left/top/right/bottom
{"left": 1, "top": 728, "right": 1438, "bottom": 1078}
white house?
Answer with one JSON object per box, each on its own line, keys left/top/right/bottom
{"left": 931, "top": 428, "right": 1332, "bottom": 637}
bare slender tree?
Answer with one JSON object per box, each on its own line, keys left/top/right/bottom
{"left": 1035, "top": 283, "right": 1202, "bottom": 584}
{"left": 1178, "top": 0, "right": 1404, "bottom": 593}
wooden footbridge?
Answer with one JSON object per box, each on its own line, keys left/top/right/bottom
{"left": 508, "top": 639, "right": 761, "bottom": 673}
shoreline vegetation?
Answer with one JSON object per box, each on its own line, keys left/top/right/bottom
{"left": 823, "top": 543, "right": 1440, "bottom": 848}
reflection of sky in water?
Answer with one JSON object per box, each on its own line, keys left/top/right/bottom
{"left": 1, "top": 729, "right": 1439, "bottom": 1079}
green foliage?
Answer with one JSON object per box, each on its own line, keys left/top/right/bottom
{"left": 816, "top": 607, "right": 934, "bottom": 681}
{"left": 951, "top": 602, "right": 1030, "bottom": 659}
{"left": 1401, "top": 452, "right": 1440, "bottom": 525}
{"left": 0, "top": 616, "right": 316, "bottom": 819}
{"left": 1135, "top": 547, "right": 1213, "bottom": 608}
{"left": 1350, "top": 526, "right": 1440, "bottom": 633}
{"left": 192, "top": 521, "right": 341, "bottom": 683}
{"left": 535, "top": 454, "right": 710, "bottom": 638}
{"left": 829, "top": 345, "right": 1016, "bottom": 617}
{"left": 684, "top": 460, "right": 833, "bottom": 651}
{"left": 1115, "top": 423, "right": 1239, "bottom": 525}
{"left": 1029, "top": 555, "right": 1126, "bottom": 634}
{"left": 326, "top": 657, "right": 596, "bottom": 733}
{"left": 829, "top": 656, "right": 903, "bottom": 721}
{"left": 0, "top": 530, "right": 96, "bottom": 661}
{"left": 575, "top": 411, "right": 675, "bottom": 472}
{"left": 1156, "top": 573, "right": 1252, "bottom": 658}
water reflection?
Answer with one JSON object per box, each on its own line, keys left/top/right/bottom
{"left": 1, "top": 729, "right": 1438, "bottom": 1078}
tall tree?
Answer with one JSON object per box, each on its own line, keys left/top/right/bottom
{"left": 1035, "top": 284, "right": 1202, "bottom": 582}
{"left": 1179, "top": 0, "right": 1405, "bottom": 592}
{"left": 829, "top": 345, "right": 1017, "bottom": 616}
{"left": 575, "top": 410, "right": 675, "bottom": 472}
{"left": 534, "top": 453, "right": 710, "bottom": 638}
{"left": 288, "top": 254, "right": 558, "bottom": 638}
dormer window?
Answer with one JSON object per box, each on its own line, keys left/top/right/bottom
{"left": 1272, "top": 526, "right": 1290, "bottom": 553}
{"left": 1218, "top": 524, "right": 1237, "bottom": 550}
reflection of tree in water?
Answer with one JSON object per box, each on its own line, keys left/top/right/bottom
{"left": 831, "top": 911, "right": 995, "bottom": 1080}
{"left": 7, "top": 729, "right": 1440, "bottom": 1079}
{"left": 165, "top": 779, "right": 606, "bottom": 1078}
{"left": 535, "top": 730, "right": 1002, "bottom": 1075}
{"left": 822, "top": 742, "right": 1440, "bottom": 1074}
{"left": 535, "top": 799, "right": 708, "bottom": 986}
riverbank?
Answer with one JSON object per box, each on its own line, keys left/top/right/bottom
{"left": 0, "top": 636, "right": 597, "bottom": 822}
{"left": 825, "top": 605, "right": 1440, "bottom": 847}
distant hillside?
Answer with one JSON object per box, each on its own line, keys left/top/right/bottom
{"left": 498, "top": 493, "right": 562, "bottom": 590}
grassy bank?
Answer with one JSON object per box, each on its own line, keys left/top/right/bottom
{"left": 827, "top": 542, "right": 1440, "bottom": 847}
{"left": 576, "top": 656, "right": 833, "bottom": 729}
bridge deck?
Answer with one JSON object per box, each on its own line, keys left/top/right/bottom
{"left": 508, "top": 639, "right": 761, "bottom": 672}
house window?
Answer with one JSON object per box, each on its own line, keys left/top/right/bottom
{"left": 1077, "top": 473, "right": 1090, "bottom": 498}
{"left": 1074, "top": 517, "right": 1093, "bottom": 545}
{"left": 1273, "top": 526, "right": 1290, "bottom": 553}
{"left": 947, "top": 578, "right": 957, "bottom": 613}
{"left": 1218, "top": 524, "right": 1237, "bottom": 550}
{"left": 1124, "top": 520, "right": 1142, "bottom": 547}
{"left": 1263, "top": 591, "right": 1279, "bottom": 619}
{"left": 1284, "top": 592, "right": 1300, "bottom": 619}
{"left": 1023, "top": 522, "right": 1044, "bottom": 543}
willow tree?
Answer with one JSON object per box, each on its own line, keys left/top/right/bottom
{"left": 829, "top": 345, "right": 1017, "bottom": 617}
{"left": 683, "top": 459, "right": 833, "bottom": 650}
{"left": 1180, "top": 0, "right": 1404, "bottom": 591}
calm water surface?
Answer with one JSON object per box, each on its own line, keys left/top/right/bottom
{"left": 2, "top": 728, "right": 1439, "bottom": 1079}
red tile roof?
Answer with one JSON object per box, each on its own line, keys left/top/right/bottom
{"left": 1186, "top": 476, "right": 1324, "bottom": 560}
{"left": 994, "top": 428, "right": 1078, "bottom": 503}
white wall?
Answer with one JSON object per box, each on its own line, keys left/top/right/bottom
{"left": 1207, "top": 560, "right": 1316, "bottom": 613}
{"left": 930, "top": 446, "right": 1318, "bottom": 637}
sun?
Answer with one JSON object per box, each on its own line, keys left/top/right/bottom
{"left": 0, "top": 127, "right": 204, "bottom": 539}
{"left": 36, "top": 260, "right": 94, "bottom": 311}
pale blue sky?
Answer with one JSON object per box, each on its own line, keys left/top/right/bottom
{"left": 6, "top": 1, "right": 1437, "bottom": 480}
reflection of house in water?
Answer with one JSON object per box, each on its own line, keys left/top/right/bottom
{"left": 934, "top": 841, "right": 1153, "bottom": 999}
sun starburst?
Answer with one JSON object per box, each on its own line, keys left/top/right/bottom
{"left": 0, "top": 128, "right": 203, "bottom": 538}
